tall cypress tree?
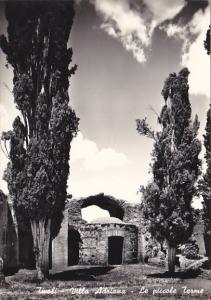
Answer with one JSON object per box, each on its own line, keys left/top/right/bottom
{"left": 136, "top": 68, "right": 201, "bottom": 273}
{"left": 200, "top": 107, "right": 211, "bottom": 261}
{"left": 0, "top": 1, "right": 79, "bottom": 280}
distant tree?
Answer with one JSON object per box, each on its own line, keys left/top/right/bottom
{"left": 199, "top": 107, "right": 211, "bottom": 261}
{"left": 136, "top": 68, "right": 201, "bottom": 273}
{"left": 204, "top": 26, "right": 210, "bottom": 55}
{"left": 0, "top": 1, "right": 79, "bottom": 281}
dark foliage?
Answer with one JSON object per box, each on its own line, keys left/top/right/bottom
{"left": 0, "top": 1, "right": 79, "bottom": 238}
{"left": 136, "top": 68, "right": 201, "bottom": 247}
{"left": 180, "top": 239, "right": 199, "bottom": 260}
{"left": 204, "top": 26, "right": 210, "bottom": 55}
{"left": 199, "top": 107, "right": 211, "bottom": 240}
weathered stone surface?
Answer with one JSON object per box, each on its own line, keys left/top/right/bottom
{"left": 52, "top": 194, "right": 141, "bottom": 271}
{"left": 0, "top": 193, "right": 18, "bottom": 273}
{"left": 52, "top": 209, "right": 68, "bottom": 272}
{"left": 77, "top": 223, "right": 138, "bottom": 265}
{"left": 68, "top": 194, "right": 144, "bottom": 262}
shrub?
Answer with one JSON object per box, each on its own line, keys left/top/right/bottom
{"left": 180, "top": 239, "right": 199, "bottom": 259}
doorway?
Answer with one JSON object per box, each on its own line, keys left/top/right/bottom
{"left": 68, "top": 228, "right": 81, "bottom": 266}
{"left": 108, "top": 236, "right": 123, "bottom": 265}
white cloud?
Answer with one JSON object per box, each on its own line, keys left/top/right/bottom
{"left": 162, "top": 7, "right": 210, "bottom": 97}
{"left": 68, "top": 173, "right": 141, "bottom": 203}
{"left": 91, "top": 0, "right": 186, "bottom": 63}
{"left": 143, "top": 0, "right": 185, "bottom": 24}
{"left": 83, "top": 147, "right": 130, "bottom": 171}
{"left": 68, "top": 132, "right": 142, "bottom": 202}
{"left": 93, "top": 0, "right": 150, "bottom": 63}
{"left": 71, "top": 132, "right": 98, "bottom": 162}
{"left": 182, "top": 8, "right": 210, "bottom": 97}
{"left": 70, "top": 132, "right": 130, "bottom": 171}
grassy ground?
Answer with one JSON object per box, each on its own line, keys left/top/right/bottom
{"left": 0, "top": 263, "right": 211, "bottom": 299}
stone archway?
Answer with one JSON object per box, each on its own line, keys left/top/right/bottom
{"left": 81, "top": 194, "right": 125, "bottom": 220}
{"left": 68, "top": 194, "right": 125, "bottom": 224}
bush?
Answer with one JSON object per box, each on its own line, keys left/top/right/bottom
{"left": 144, "top": 233, "right": 166, "bottom": 260}
{"left": 180, "top": 240, "right": 199, "bottom": 259}
{"left": 144, "top": 233, "right": 159, "bottom": 259}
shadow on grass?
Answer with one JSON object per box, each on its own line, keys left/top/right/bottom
{"left": 49, "top": 266, "right": 115, "bottom": 281}
{"left": 147, "top": 269, "right": 202, "bottom": 279}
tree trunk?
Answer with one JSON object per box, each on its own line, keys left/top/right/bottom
{"left": 31, "top": 219, "right": 51, "bottom": 281}
{"left": 167, "top": 243, "right": 176, "bottom": 273}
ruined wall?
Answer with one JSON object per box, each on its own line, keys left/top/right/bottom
{"left": 79, "top": 225, "right": 105, "bottom": 265}
{"left": 79, "top": 223, "right": 138, "bottom": 265}
{"left": 51, "top": 195, "right": 142, "bottom": 271}
{"left": 123, "top": 203, "right": 145, "bottom": 261}
{"left": 0, "top": 193, "right": 18, "bottom": 272}
{"left": 123, "top": 224, "right": 138, "bottom": 263}
{"left": 6, "top": 203, "right": 19, "bottom": 271}
{"left": 52, "top": 209, "right": 68, "bottom": 271}
{"left": 68, "top": 195, "right": 144, "bottom": 262}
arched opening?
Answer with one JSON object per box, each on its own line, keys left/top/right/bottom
{"left": 81, "top": 193, "right": 124, "bottom": 221}
{"left": 68, "top": 228, "right": 81, "bottom": 266}
{"left": 81, "top": 205, "right": 110, "bottom": 223}
{"left": 108, "top": 236, "right": 124, "bottom": 265}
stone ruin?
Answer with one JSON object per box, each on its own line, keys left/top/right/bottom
{"left": 0, "top": 192, "right": 207, "bottom": 274}
{"left": 0, "top": 192, "right": 19, "bottom": 274}
{"left": 51, "top": 193, "right": 144, "bottom": 272}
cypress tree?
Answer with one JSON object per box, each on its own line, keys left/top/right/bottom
{"left": 200, "top": 107, "right": 211, "bottom": 261}
{"left": 136, "top": 68, "right": 201, "bottom": 273}
{"left": 0, "top": 1, "right": 79, "bottom": 280}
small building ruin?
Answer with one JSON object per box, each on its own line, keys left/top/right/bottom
{"left": 52, "top": 194, "right": 144, "bottom": 272}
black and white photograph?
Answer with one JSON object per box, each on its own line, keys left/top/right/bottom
{"left": 0, "top": 0, "right": 210, "bottom": 299}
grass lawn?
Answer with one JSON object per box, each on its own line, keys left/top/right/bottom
{"left": 0, "top": 263, "right": 211, "bottom": 299}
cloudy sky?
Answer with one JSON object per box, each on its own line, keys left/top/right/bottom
{"left": 0, "top": 1, "right": 210, "bottom": 220}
